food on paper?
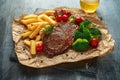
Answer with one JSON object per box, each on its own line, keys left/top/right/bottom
{"left": 12, "top": 7, "right": 115, "bottom": 68}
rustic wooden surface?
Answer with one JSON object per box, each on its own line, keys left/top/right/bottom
{"left": 0, "top": 0, "right": 120, "bottom": 80}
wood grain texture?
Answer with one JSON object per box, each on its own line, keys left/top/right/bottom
{"left": 0, "top": 0, "right": 120, "bottom": 80}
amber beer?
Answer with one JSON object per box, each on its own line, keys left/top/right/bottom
{"left": 80, "top": 0, "right": 99, "bottom": 13}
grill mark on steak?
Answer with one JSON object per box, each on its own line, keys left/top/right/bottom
{"left": 42, "top": 22, "right": 78, "bottom": 58}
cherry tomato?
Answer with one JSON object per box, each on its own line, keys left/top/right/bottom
{"left": 66, "top": 12, "right": 71, "bottom": 17}
{"left": 75, "top": 17, "right": 84, "bottom": 24}
{"left": 54, "top": 11, "right": 62, "bottom": 17}
{"left": 55, "top": 15, "right": 63, "bottom": 22}
{"left": 60, "top": 10, "right": 71, "bottom": 17}
{"left": 36, "top": 43, "right": 44, "bottom": 52}
{"left": 90, "top": 38, "right": 99, "bottom": 48}
{"left": 54, "top": 11, "right": 59, "bottom": 17}
{"left": 60, "top": 10, "right": 67, "bottom": 15}
{"left": 62, "top": 14, "right": 69, "bottom": 22}
{"left": 54, "top": 10, "right": 71, "bottom": 22}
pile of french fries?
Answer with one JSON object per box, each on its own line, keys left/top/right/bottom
{"left": 20, "top": 10, "right": 57, "bottom": 55}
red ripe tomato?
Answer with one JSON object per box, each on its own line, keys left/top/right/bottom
{"left": 54, "top": 10, "right": 71, "bottom": 22}
{"left": 55, "top": 15, "right": 63, "bottom": 22}
{"left": 75, "top": 17, "right": 84, "bottom": 24}
{"left": 61, "top": 10, "right": 71, "bottom": 17}
{"left": 54, "top": 10, "right": 62, "bottom": 17}
{"left": 54, "top": 11, "right": 59, "bottom": 17}
{"left": 90, "top": 38, "right": 99, "bottom": 48}
{"left": 36, "top": 43, "right": 44, "bottom": 52}
{"left": 66, "top": 12, "right": 71, "bottom": 17}
{"left": 62, "top": 14, "right": 69, "bottom": 22}
{"left": 60, "top": 10, "right": 67, "bottom": 15}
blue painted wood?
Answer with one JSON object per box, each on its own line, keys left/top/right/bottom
{"left": 0, "top": 0, "right": 120, "bottom": 80}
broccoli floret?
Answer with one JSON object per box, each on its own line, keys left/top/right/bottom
{"left": 78, "top": 20, "right": 92, "bottom": 32}
{"left": 82, "top": 28, "right": 91, "bottom": 41}
{"left": 79, "top": 22, "right": 84, "bottom": 32}
{"left": 41, "top": 25, "right": 53, "bottom": 34}
{"left": 74, "top": 28, "right": 91, "bottom": 41}
{"left": 90, "top": 28, "right": 101, "bottom": 38}
{"left": 72, "top": 38, "right": 89, "bottom": 51}
{"left": 74, "top": 30, "right": 83, "bottom": 40}
{"left": 83, "top": 20, "right": 92, "bottom": 27}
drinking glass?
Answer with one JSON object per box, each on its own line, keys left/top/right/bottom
{"left": 80, "top": 0, "right": 100, "bottom": 13}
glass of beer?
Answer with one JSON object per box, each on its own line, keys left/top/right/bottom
{"left": 80, "top": 0, "right": 100, "bottom": 13}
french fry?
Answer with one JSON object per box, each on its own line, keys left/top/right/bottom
{"left": 27, "top": 24, "right": 32, "bottom": 30}
{"left": 23, "top": 39, "right": 30, "bottom": 46}
{"left": 31, "top": 22, "right": 41, "bottom": 26}
{"left": 38, "top": 18, "right": 44, "bottom": 22}
{"left": 27, "top": 24, "right": 37, "bottom": 31}
{"left": 21, "top": 31, "right": 32, "bottom": 38}
{"left": 29, "top": 26, "right": 40, "bottom": 39}
{"left": 28, "top": 25, "right": 37, "bottom": 31}
{"left": 23, "top": 14, "right": 38, "bottom": 20}
{"left": 29, "top": 22, "right": 47, "bottom": 39}
{"left": 35, "top": 35, "right": 41, "bottom": 41}
{"left": 49, "top": 16, "right": 55, "bottom": 20}
{"left": 31, "top": 22, "right": 48, "bottom": 26}
{"left": 43, "top": 10, "right": 55, "bottom": 16}
{"left": 30, "top": 40, "right": 36, "bottom": 55}
{"left": 26, "top": 24, "right": 31, "bottom": 28}
{"left": 38, "top": 14, "right": 57, "bottom": 25}
{"left": 21, "top": 18, "right": 38, "bottom": 25}
{"left": 24, "top": 39, "right": 42, "bottom": 46}
{"left": 36, "top": 41, "right": 43, "bottom": 45}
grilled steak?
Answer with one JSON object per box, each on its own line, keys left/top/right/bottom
{"left": 42, "top": 22, "right": 78, "bottom": 57}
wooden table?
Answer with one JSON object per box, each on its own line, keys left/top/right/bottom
{"left": 0, "top": 0, "right": 120, "bottom": 80}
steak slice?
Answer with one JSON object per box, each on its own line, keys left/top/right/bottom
{"left": 42, "top": 22, "right": 78, "bottom": 58}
